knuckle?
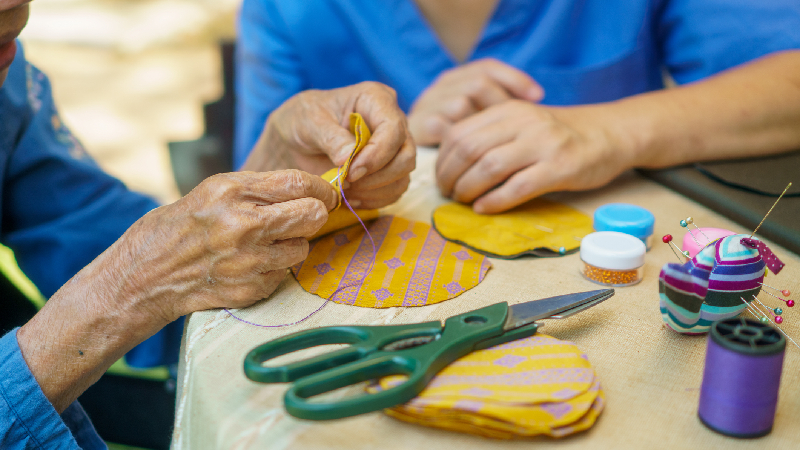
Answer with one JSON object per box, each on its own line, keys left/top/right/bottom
{"left": 282, "top": 169, "right": 310, "bottom": 196}
{"left": 469, "top": 74, "right": 492, "bottom": 95}
{"left": 451, "top": 96, "right": 472, "bottom": 117}
{"left": 509, "top": 176, "right": 537, "bottom": 197}
{"left": 478, "top": 152, "right": 505, "bottom": 177}
{"left": 477, "top": 58, "right": 501, "bottom": 70}
{"left": 305, "top": 199, "right": 328, "bottom": 225}
{"left": 449, "top": 139, "right": 480, "bottom": 164}
{"left": 438, "top": 67, "right": 458, "bottom": 82}
{"left": 362, "top": 81, "right": 397, "bottom": 99}
{"left": 202, "top": 173, "right": 242, "bottom": 199}
{"left": 283, "top": 238, "right": 310, "bottom": 263}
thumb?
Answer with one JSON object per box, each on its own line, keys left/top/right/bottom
{"left": 305, "top": 117, "right": 356, "bottom": 167}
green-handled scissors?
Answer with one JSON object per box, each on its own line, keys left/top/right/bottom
{"left": 244, "top": 288, "right": 614, "bottom": 421}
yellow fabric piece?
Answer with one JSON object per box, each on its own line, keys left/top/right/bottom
{"left": 291, "top": 215, "right": 491, "bottom": 308}
{"left": 382, "top": 392, "right": 604, "bottom": 439}
{"left": 368, "top": 334, "right": 604, "bottom": 439}
{"left": 432, "top": 199, "right": 594, "bottom": 258}
{"left": 314, "top": 112, "right": 379, "bottom": 239}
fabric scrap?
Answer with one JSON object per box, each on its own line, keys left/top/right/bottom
{"left": 312, "top": 112, "right": 379, "bottom": 239}
{"left": 432, "top": 199, "right": 593, "bottom": 258}
{"left": 292, "top": 215, "right": 491, "bottom": 308}
{"left": 367, "top": 334, "right": 604, "bottom": 439}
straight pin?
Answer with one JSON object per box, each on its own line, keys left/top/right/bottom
{"left": 758, "top": 282, "right": 791, "bottom": 297}
{"left": 742, "top": 297, "right": 800, "bottom": 351}
{"left": 685, "top": 217, "right": 711, "bottom": 244}
{"left": 680, "top": 219, "right": 703, "bottom": 247}
{"left": 742, "top": 297, "right": 767, "bottom": 322}
{"left": 662, "top": 234, "right": 689, "bottom": 262}
{"left": 750, "top": 182, "right": 792, "bottom": 239}
{"left": 753, "top": 295, "right": 784, "bottom": 324}
{"left": 760, "top": 289, "right": 796, "bottom": 307}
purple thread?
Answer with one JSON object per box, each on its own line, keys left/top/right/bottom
{"left": 224, "top": 167, "right": 378, "bottom": 328}
{"left": 699, "top": 326, "right": 785, "bottom": 436}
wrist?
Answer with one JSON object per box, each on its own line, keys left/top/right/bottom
{"left": 17, "top": 255, "right": 157, "bottom": 412}
{"left": 606, "top": 96, "right": 662, "bottom": 168}
{"left": 550, "top": 103, "right": 643, "bottom": 172}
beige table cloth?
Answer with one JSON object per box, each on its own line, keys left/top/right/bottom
{"left": 172, "top": 148, "right": 800, "bottom": 449}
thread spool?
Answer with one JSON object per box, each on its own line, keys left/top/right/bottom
{"left": 699, "top": 317, "right": 785, "bottom": 438}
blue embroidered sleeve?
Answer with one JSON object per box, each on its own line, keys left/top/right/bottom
{"left": 0, "top": 329, "right": 107, "bottom": 450}
{"left": 0, "top": 43, "right": 182, "bottom": 368}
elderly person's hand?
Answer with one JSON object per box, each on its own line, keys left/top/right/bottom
{"left": 17, "top": 170, "right": 337, "bottom": 412}
{"left": 243, "top": 82, "right": 416, "bottom": 210}
{"left": 408, "top": 59, "right": 543, "bottom": 146}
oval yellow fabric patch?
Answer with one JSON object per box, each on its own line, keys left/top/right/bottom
{"left": 432, "top": 199, "right": 593, "bottom": 258}
{"left": 291, "top": 215, "right": 491, "bottom": 308}
{"left": 369, "top": 334, "right": 604, "bottom": 439}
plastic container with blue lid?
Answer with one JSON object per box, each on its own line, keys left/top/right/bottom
{"left": 593, "top": 203, "right": 655, "bottom": 250}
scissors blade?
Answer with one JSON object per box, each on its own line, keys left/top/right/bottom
{"left": 503, "top": 289, "right": 614, "bottom": 331}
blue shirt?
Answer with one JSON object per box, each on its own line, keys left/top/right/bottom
{"left": 1, "top": 330, "right": 106, "bottom": 449}
{"left": 1, "top": 45, "right": 182, "bottom": 446}
{"left": 235, "top": 0, "right": 800, "bottom": 168}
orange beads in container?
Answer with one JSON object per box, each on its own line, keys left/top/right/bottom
{"left": 580, "top": 231, "right": 646, "bottom": 287}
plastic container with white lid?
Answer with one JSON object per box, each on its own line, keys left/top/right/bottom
{"left": 580, "top": 231, "right": 646, "bottom": 286}
{"left": 593, "top": 203, "right": 655, "bottom": 250}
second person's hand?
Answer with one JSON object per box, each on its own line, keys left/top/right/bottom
{"left": 435, "top": 100, "right": 635, "bottom": 214}
{"left": 408, "top": 58, "right": 544, "bottom": 146}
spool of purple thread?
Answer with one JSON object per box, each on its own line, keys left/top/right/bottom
{"left": 699, "top": 317, "right": 786, "bottom": 438}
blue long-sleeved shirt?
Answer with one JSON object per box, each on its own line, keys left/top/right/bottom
{"left": 234, "top": 0, "right": 800, "bottom": 168}
{"left": 0, "top": 330, "right": 106, "bottom": 449}
{"left": 1, "top": 43, "right": 183, "bottom": 446}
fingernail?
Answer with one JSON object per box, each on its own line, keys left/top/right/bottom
{"left": 350, "top": 167, "right": 367, "bottom": 182}
{"left": 338, "top": 145, "right": 353, "bottom": 163}
{"left": 528, "top": 86, "right": 544, "bottom": 101}
{"left": 349, "top": 199, "right": 361, "bottom": 208}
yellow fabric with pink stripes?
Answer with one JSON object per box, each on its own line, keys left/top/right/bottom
{"left": 292, "top": 215, "right": 491, "bottom": 308}
{"left": 368, "top": 334, "right": 605, "bottom": 439}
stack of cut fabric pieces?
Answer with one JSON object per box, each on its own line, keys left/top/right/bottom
{"left": 367, "top": 334, "right": 605, "bottom": 439}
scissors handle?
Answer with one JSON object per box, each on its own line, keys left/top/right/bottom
{"left": 244, "top": 322, "right": 443, "bottom": 383}
{"left": 274, "top": 303, "right": 515, "bottom": 420}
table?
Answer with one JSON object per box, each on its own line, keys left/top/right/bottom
{"left": 171, "top": 148, "right": 800, "bottom": 449}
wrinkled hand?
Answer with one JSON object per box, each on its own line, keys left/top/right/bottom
{"left": 106, "top": 170, "right": 338, "bottom": 324}
{"left": 436, "top": 100, "right": 633, "bottom": 214}
{"left": 17, "top": 170, "right": 337, "bottom": 413}
{"left": 408, "top": 59, "right": 543, "bottom": 146}
{"left": 243, "top": 82, "right": 416, "bottom": 209}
